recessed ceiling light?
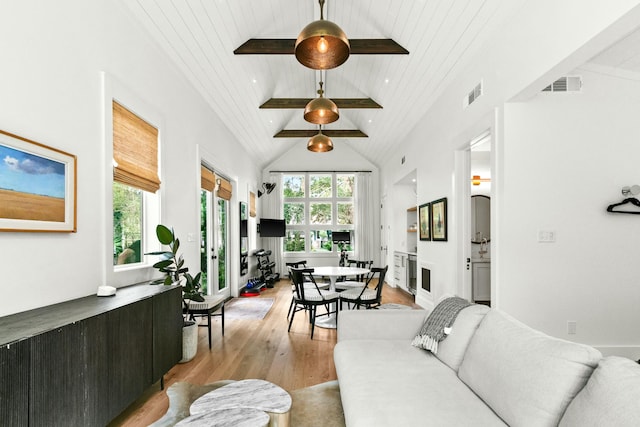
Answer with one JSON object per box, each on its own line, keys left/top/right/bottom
{"left": 252, "top": 78, "right": 257, "bottom": 84}
{"left": 384, "top": 78, "right": 390, "bottom": 84}
{"left": 368, "top": 119, "right": 372, "bottom": 123}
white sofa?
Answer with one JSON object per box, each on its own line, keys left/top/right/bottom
{"left": 334, "top": 305, "right": 640, "bottom": 427}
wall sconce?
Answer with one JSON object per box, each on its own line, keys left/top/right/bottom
{"left": 258, "top": 182, "right": 276, "bottom": 197}
{"left": 471, "top": 175, "right": 491, "bottom": 186}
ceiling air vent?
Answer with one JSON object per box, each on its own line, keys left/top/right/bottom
{"left": 542, "top": 76, "right": 582, "bottom": 92}
{"left": 464, "top": 81, "right": 483, "bottom": 108}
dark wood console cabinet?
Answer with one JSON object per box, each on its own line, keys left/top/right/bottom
{"left": 0, "top": 283, "right": 182, "bottom": 426}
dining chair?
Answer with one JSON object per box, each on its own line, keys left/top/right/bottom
{"left": 285, "top": 260, "right": 330, "bottom": 320}
{"left": 339, "top": 265, "right": 388, "bottom": 310}
{"left": 335, "top": 259, "right": 373, "bottom": 291}
{"left": 288, "top": 268, "right": 340, "bottom": 339}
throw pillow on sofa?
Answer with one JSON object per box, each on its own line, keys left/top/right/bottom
{"left": 559, "top": 356, "right": 640, "bottom": 427}
{"left": 458, "top": 310, "right": 602, "bottom": 427}
{"left": 436, "top": 304, "right": 490, "bottom": 372}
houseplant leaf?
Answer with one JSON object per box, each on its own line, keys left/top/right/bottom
{"left": 156, "top": 224, "right": 174, "bottom": 245}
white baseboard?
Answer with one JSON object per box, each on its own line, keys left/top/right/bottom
{"left": 593, "top": 345, "right": 640, "bottom": 361}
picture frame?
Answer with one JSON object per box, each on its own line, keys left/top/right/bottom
{"left": 430, "top": 197, "right": 447, "bottom": 241}
{"left": 418, "top": 202, "right": 431, "bottom": 241}
{"left": 0, "top": 129, "right": 77, "bottom": 232}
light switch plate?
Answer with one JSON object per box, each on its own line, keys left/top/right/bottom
{"left": 537, "top": 230, "right": 556, "bottom": 242}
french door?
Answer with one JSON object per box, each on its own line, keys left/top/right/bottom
{"left": 200, "top": 186, "right": 229, "bottom": 296}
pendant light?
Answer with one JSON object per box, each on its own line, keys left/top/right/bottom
{"left": 307, "top": 126, "right": 334, "bottom": 152}
{"left": 304, "top": 81, "right": 339, "bottom": 124}
{"left": 295, "top": 0, "right": 350, "bottom": 70}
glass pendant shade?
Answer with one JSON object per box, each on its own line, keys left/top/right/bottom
{"left": 304, "top": 82, "right": 339, "bottom": 124}
{"left": 295, "top": 1, "right": 350, "bottom": 70}
{"left": 307, "top": 129, "right": 334, "bottom": 152}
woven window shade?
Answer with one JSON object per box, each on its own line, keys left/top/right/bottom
{"left": 112, "top": 101, "right": 160, "bottom": 193}
{"left": 201, "top": 166, "right": 216, "bottom": 192}
{"left": 217, "top": 177, "right": 232, "bottom": 200}
{"left": 249, "top": 191, "right": 256, "bottom": 217}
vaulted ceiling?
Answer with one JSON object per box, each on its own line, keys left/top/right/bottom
{"left": 121, "top": 1, "right": 638, "bottom": 170}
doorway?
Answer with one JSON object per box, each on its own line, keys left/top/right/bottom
{"left": 465, "top": 132, "right": 492, "bottom": 305}
{"left": 200, "top": 165, "right": 230, "bottom": 297}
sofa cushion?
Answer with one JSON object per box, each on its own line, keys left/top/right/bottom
{"left": 559, "top": 356, "right": 640, "bottom": 427}
{"left": 436, "top": 304, "right": 490, "bottom": 372}
{"left": 334, "top": 340, "right": 506, "bottom": 427}
{"left": 458, "top": 310, "right": 602, "bottom": 427}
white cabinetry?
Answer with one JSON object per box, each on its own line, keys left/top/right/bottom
{"left": 394, "top": 252, "right": 407, "bottom": 290}
{"left": 472, "top": 261, "right": 491, "bottom": 302}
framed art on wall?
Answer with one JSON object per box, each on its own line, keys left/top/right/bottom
{"left": 430, "top": 197, "right": 447, "bottom": 241}
{"left": 0, "top": 129, "right": 77, "bottom": 232}
{"left": 418, "top": 202, "right": 431, "bottom": 241}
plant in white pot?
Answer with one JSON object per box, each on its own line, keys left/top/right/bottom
{"left": 147, "top": 224, "right": 204, "bottom": 363}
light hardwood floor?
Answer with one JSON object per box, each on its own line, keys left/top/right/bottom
{"left": 110, "top": 278, "right": 417, "bottom": 426}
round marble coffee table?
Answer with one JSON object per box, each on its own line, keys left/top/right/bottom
{"left": 175, "top": 407, "right": 269, "bottom": 427}
{"left": 190, "top": 379, "right": 292, "bottom": 427}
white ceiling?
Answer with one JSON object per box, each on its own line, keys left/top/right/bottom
{"left": 588, "top": 26, "right": 640, "bottom": 74}
{"left": 122, "top": 0, "right": 527, "bottom": 169}
{"left": 122, "top": 1, "right": 640, "bottom": 170}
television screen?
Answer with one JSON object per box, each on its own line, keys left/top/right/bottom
{"left": 332, "top": 231, "right": 351, "bottom": 243}
{"left": 259, "top": 218, "right": 286, "bottom": 237}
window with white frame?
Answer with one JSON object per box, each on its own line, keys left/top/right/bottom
{"left": 112, "top": 100, "right": 160, "bottom": 268}
{"left": 282, "top": 173, "right": 355, "bottom": 254}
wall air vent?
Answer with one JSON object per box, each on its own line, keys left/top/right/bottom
{"left": 542, "top": 76, "right": 582, "bottom": 92}
{"left": 464, "top": 81, "right": 483, "bottom": 108}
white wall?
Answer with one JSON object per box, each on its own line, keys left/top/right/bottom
{"left": 0, "top": 0, "right": 259, "bottom": 316}
{"left": 380, "top": 0, "right": 640, "bottom": 355}
{"left": 500, "top": 68, "right": 640, "bottom": 356}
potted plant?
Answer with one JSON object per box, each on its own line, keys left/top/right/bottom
{"left": 147, "top": 224, "right": 204, "bottom": 362}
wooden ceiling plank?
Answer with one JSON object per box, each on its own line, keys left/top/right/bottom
{"left": 274, "top": 129, "right": 368, "bottom": 138}
{"left": 260, "top": 98, "right": 382, "bottom": 109}
{"left": 234, "top": 39, "right": 408, "bottom": 55}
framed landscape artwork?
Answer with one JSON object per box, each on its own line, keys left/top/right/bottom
{"left": 0, "top": 130, "right": 77, "bottom": 232}
{"left": 431, "top": 197, "right": 447, "bottom": 241}
{"left": 418, "top": 202, "right": 430, "bottom": 241}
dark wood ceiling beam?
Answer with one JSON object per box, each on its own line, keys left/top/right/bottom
{"left": 274, "top": 129, "right": 368, "bottom": 138}
{"left": 260, "top": 98, "right": 382, "bottom": 109}
{"left": 234, "top": 39, "right": 409, "bottom": 55}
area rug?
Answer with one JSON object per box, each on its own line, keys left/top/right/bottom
{"left": 223, "top": 297, "right": 274, "bottom": 320}
{"left": 150, "top": 380, "right": 344, "bottom": 427}
{"left": 378, "top": 303, "right": 413, "bottom": 310}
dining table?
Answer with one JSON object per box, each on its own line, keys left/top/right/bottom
{"left": 311, "top": 266, "right": 370, "bottom": 329}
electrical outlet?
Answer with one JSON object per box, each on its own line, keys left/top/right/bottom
{"left": 187, "top": 232, "right": 195, "bottom": 242}
{"left": 538, "top": 230, "right": 556, "bottom": 243}
{"left": 567, "top": 321, "right": 577, "bottom": 335}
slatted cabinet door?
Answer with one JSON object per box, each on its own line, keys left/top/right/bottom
{"left": 30, "top": 322, "right": 86, "bottom": 426}
{"left": 0, "top": 340, "right": 29, "bottom": 427}
{"left": 107, "top": 298, "right": 154, "bottom": 418}
{"left": 152, "top": 287, "right": 182, "bottom": 382}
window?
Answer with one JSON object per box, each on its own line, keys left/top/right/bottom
{"left": 283, "top": 173, "right": 355, "bottom": 254}
{"left": 112, "top": 101, "right": 160, "bottom": 267}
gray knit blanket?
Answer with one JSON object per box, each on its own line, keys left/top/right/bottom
{"left": 411, "top": 296, "right": 471, "bottom": 354}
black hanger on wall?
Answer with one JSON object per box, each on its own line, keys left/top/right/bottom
{"left": 606, "top": 197, "right": 640, "bottom": 215}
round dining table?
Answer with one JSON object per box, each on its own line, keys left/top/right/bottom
{"left": 311, "top": 266, "right": 370, "bottom": 329}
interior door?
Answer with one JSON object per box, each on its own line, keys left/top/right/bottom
{"left": 200, "top": 178, "right": 229, "bottom": 297}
